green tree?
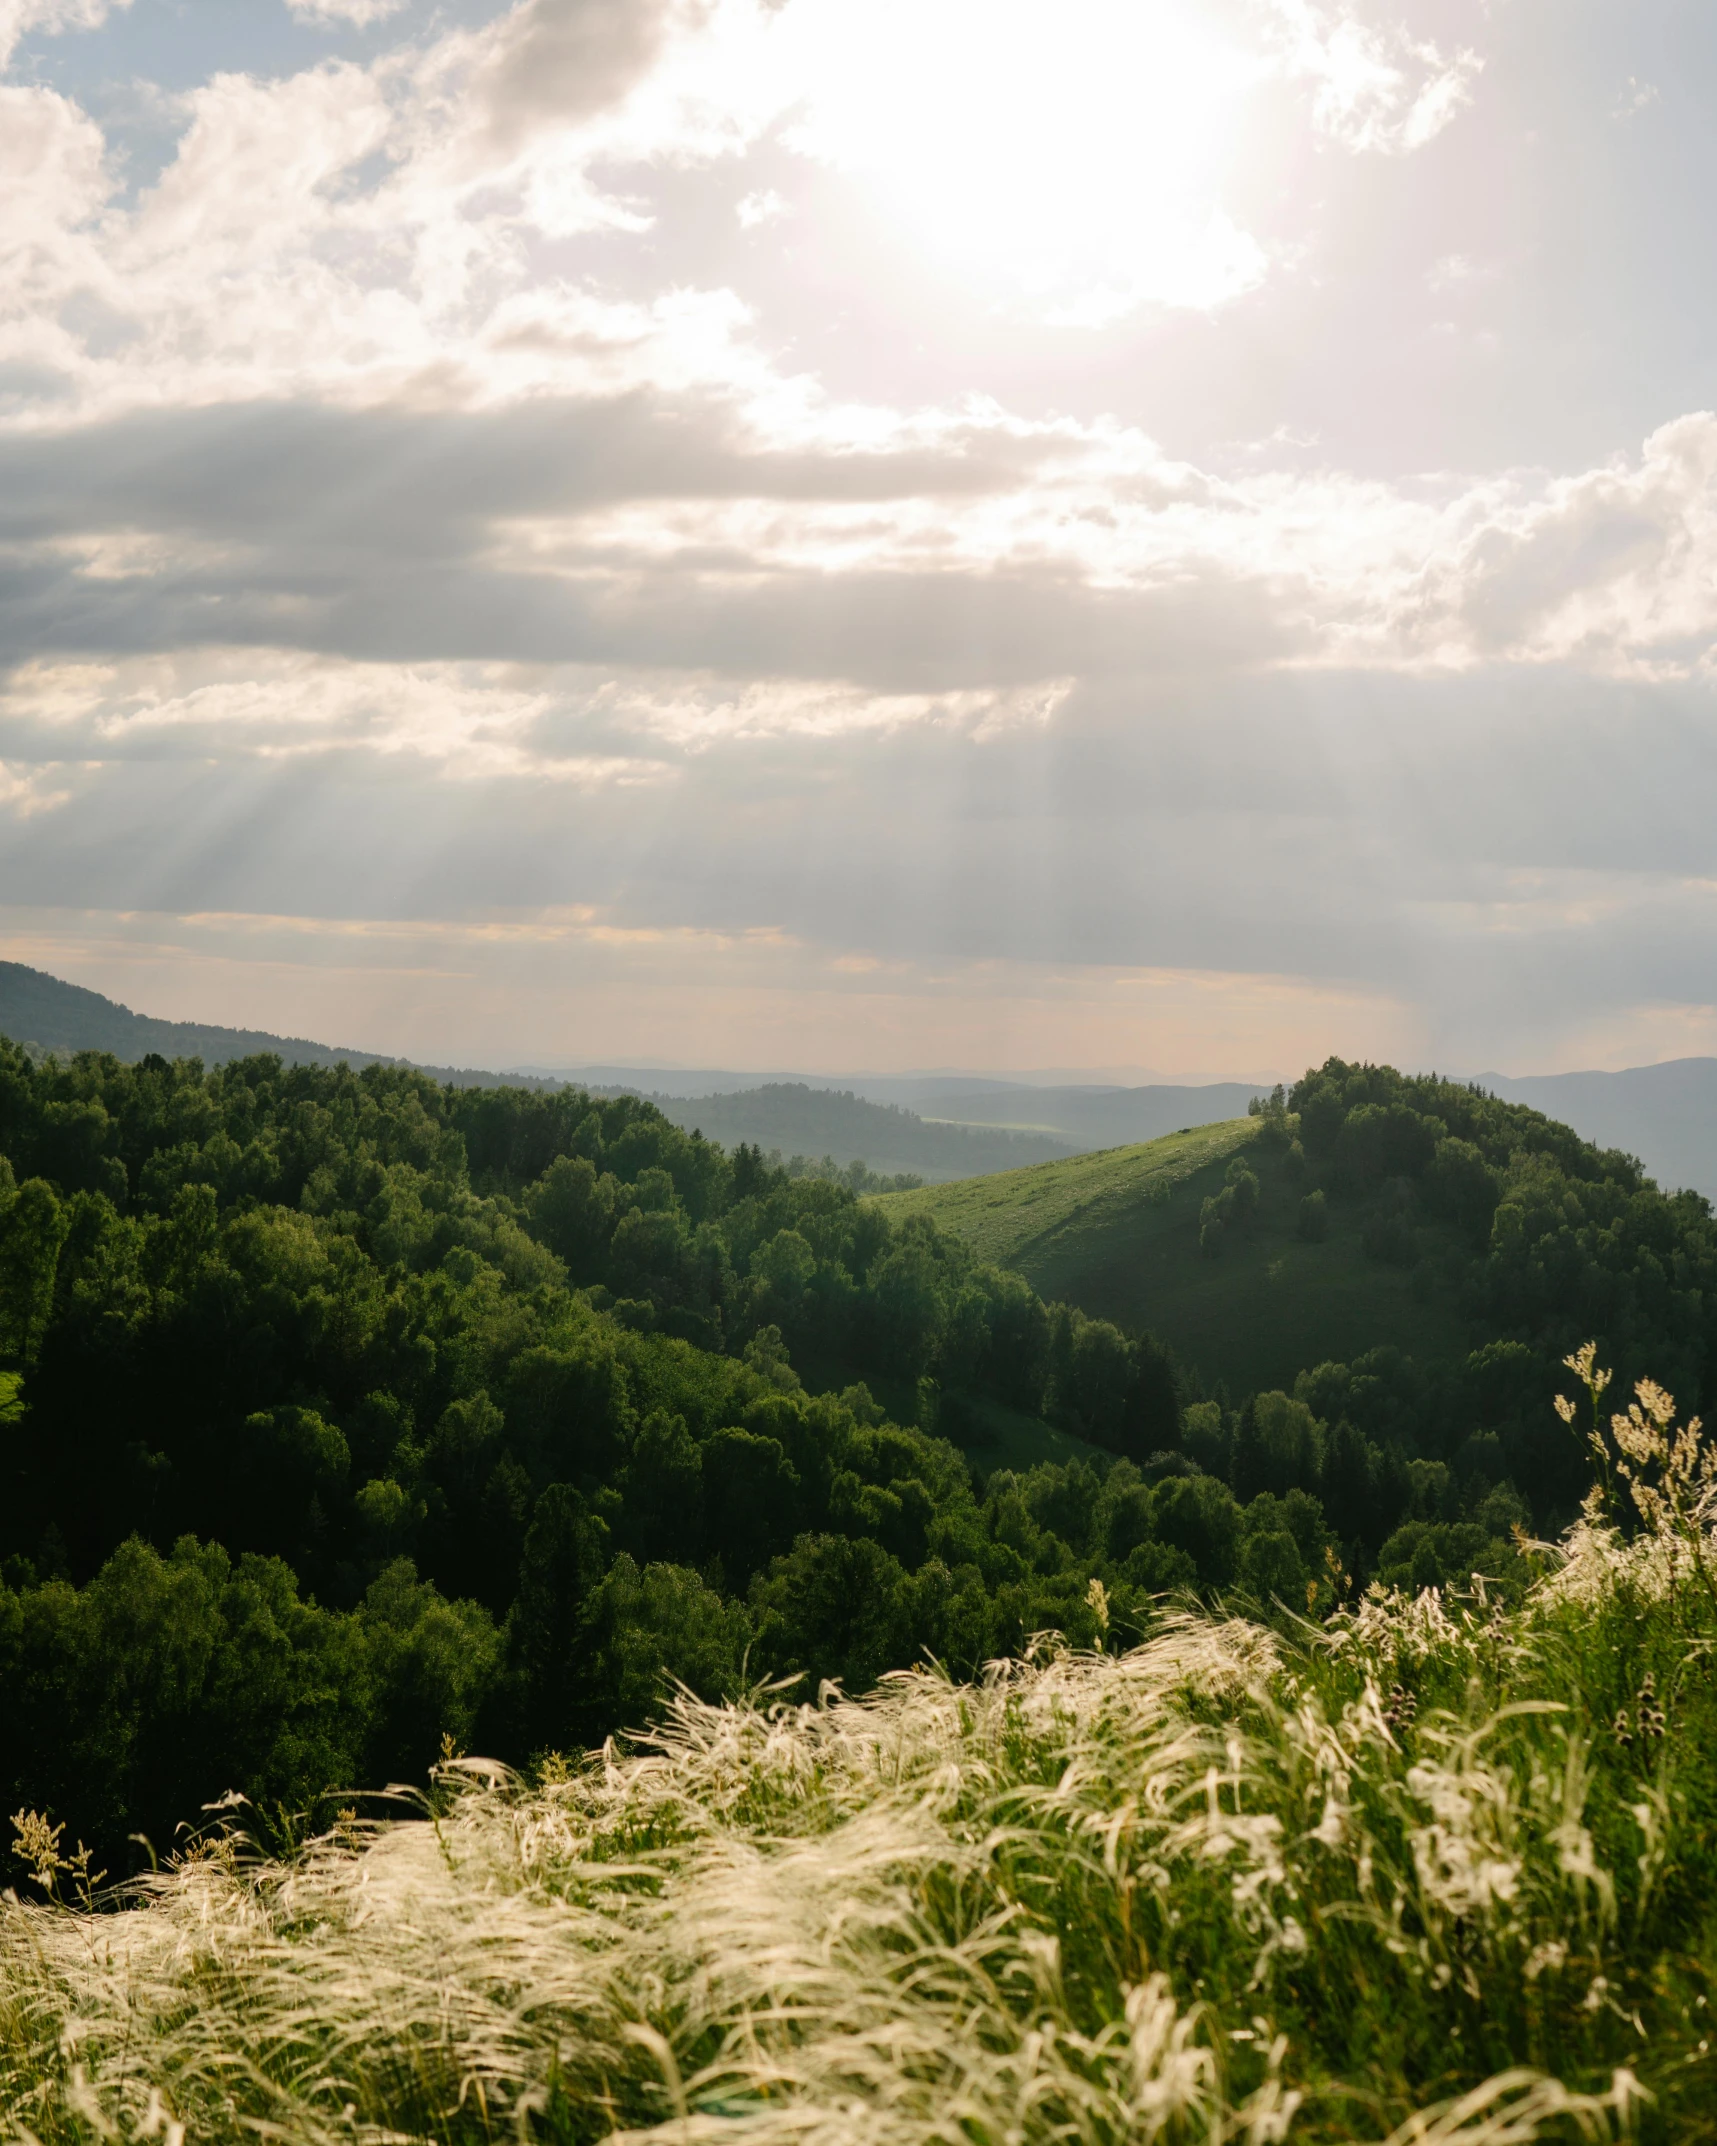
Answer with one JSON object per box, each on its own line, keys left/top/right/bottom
{"left": 508, "top": 1486, "right": 608, "bottom": 1754}
{"left": 0, "top": 1176, "right": 68, "bottom": 1363}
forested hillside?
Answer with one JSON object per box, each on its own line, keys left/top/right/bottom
{"left": 875, "top": 1116, "right": 1472, "bottom": 1394}
{"left": 890, "top": 1063, "right": 1717, "bottom": 1534}
{"left": 0, "top": 1040, "right": 1188, "bottom": 1864}
{"left": 4, "top": 1044, "right": 1716, "bottom": 1875}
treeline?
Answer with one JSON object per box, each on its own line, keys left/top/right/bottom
{"left": 3, "top": 1044, "right": 1715, "bottom": 1871}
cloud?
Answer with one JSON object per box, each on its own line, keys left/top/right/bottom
{"left": 735, "top": 188, "right": 786, "bottom": 229}
{"left": 1272, "top": 0, "right": 1481, "bottom": 155}
{"left": 2, "top": 644, "right": 1715, "bottom": 1078}
{"left": 289, "top": 0, "right": 406, "bottom": 22}
{"left": 0, "top": 0, "right": 1496, "bottom": 436}
{"left": 9, "top": 387, "right": 1717, "bottom": 697}
{"left": 0, "top": 0, "right": 128, "bottom": 69}
{"left": 0, "top": 647, "right": 1070, "bottom": 778}
{"left": 1423, "top": 414, "right": 1717, "bottom": 676}
{"left": 0, "top": 759, "right": 70, "bottom": 816}
{"left": 7, "top": 0, "right": 1717, "bottom": 1083}
{"left": 473, "top": 0, "right": 689, "bottom": 152}
{"left": 0, "top": 85, "right": 111, "bottom": 299}
{"left": 0, "top": 650, "right": 680, "bottom": 783}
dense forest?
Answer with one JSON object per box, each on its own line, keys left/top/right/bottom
{"left": 2, "top": 1042, "right": 1714, "bottom": 1870}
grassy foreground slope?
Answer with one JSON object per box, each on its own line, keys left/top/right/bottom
{"left": 6, "top": 1372, "right": 1715, "bottom": 2143}
{"left": 875, "top": 1117, "right": 1470, "bottom": 1397}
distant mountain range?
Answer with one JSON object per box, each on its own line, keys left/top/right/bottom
{"left": 544, "top": 1066, "right": 1281, "bottom": 1154}
{"left": 3, "top": 960, "right": 1713, "bottom": 1199}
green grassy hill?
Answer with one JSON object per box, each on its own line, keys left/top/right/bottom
{"left": 873, "top": 1117, "right": 1472, "bottom": 1395}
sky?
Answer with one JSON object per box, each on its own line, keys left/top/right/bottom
{"left": 3, "top": 0, "right": 1717, "bottom": 1078}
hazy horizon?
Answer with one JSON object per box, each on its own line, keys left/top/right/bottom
{"left": 4, "top": 1, "right": 1716, "bottom": 1075}
{"left": 19, "top": 950, "right": 1717, "bottom": 1100}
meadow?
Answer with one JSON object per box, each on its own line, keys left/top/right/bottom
{"left": 4, "top": 1350, "right": 1714, "bottom": 2144}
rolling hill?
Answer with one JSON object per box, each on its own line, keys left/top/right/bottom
{"left": 567, "top": 1063, "right": 1717, "bottom": 1201}
{"left": 873, "top": 1117, "right": 1472, "bottom": 1397}
{"left": 858, "top": 1076, "right": 1277, "bottom": 1148}
{"left": 553, "top": 1068, "right": 1280, "bottom": 1149}
{"left": 0, "top": 962, "right": 555, "bottom": 1090}
{"left": 640, "top": 1082, "right": 1076, "bottom": 1183}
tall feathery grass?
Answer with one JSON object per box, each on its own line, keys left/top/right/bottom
{"left": 5, "top": 1352, "right": 1717, "bottom": 2144}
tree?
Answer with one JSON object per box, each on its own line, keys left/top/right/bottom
{"left": 1230, "top": 1391, "right": 1321, "bottom": 1501}
{"left": 581, "top": 1557, "right": 748, "bottom": 1726}
{"left": 509, "top": 1486, "right": 608, "bottom": 1753}
{"left": 701, "top": 1427, "right": 800, "bottom": 1587}
{"left": 525, "top": 1156, "right": 618, "bottom": 1282}
{"left": 0, "top": 1176, "right": 68, "bottom": 1363}
{"left": 1150, "top": 1476, "right": 1242, "bottom": 1589}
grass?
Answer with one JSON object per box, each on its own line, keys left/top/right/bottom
{"left": 6, "top": 1365, "right": 1717, "bottom": 2144}
{"left": 873, "top": 1120, "right": 1258, "bottom": 1268}
{"left": 873, "top": 1122, "right": 1472, "bottom": 1396}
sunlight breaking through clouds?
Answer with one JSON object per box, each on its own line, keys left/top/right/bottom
{"left": 1, "top": 0, "right": 1715, "bottom": 1072}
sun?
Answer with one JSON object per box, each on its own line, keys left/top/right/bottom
{"left": 782, "top": 0, "right": 1266, "bottom": 323}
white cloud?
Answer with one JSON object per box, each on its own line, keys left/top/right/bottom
{"left": 1431, "top": 413, "right": 1717, "bottom": 676}
{"left": 288, "top": 0, "right": 407, "bottom": 23}
{"left": 1272, "top": 0, "right": 1481, "bottom": 155}
{"left": 0, "top": 767, "right": 70, "bottom": 816}
{"left": 459, "top": 406, "right": 1717, "bottom": 684}
{"left": 0, "top": 652, "right": 672, "bottom": 782}
{"left": 0, "top": 0, "right": 1496, "bottom": 437}
{"left": 736, "top": 188, "right": 786, "bottom": 229}
{"left": 0, "top": 647, "right": 1070, "bottom": 778}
